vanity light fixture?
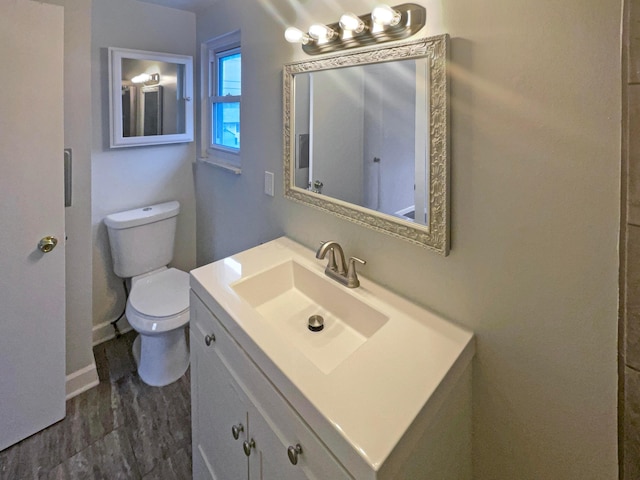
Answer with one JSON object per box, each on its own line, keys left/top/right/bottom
{"left": 284, "top": 3, "right": 426, "bottom": 55}
{"left": 131, "top": 73, "right": 150, "bottom": 84}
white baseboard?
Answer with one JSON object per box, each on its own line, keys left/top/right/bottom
{"left": 65, "top": 362, "right": 100, "bottom": 400}
{"left": 92, "top": 317, "right": 133, "bottom": 346}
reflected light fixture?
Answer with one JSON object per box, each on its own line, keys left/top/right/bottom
{"left": 131, "top": 73, "right": 160, "bottom": 85}
{"left": 284, "top": 3, "right": 426, "bottom": 55}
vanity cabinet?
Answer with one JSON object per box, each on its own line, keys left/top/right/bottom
{"left": 190, "top": 237, "right": 475, "bottom": 480}
{"left": 191, "top": 291, "right": 352, "bottom": 480}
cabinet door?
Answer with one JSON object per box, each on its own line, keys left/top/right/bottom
{"left": 250, "top": 404, "right": 310, "bottom": 480}
{"left": 192, "top": 329, "right": 248, "bottom": 480}
{"left": 191, "top": 291, "right": 351, "bottom": 480}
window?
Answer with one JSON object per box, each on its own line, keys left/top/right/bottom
{"left": 202, "top": 31, "right": 241, "bottom": 171}
{"left": 211, "top": 48, "right": 240, "bottom": 151}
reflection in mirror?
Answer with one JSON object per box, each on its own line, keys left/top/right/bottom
{"left": 109, "top": 48, "right": 193, "bottom": 148}
{"left": 293, "top": 58, "right": 428, "bottom": 225}
{"left": 139, "top": 85, "right": 163, "bottom": 136}
{"left": 284, "top": 35, "right": 449, "bottom": 253}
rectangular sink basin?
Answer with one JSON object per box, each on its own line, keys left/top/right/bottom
{"left": 231, "top": 260, "right": 389, "bottom": 374}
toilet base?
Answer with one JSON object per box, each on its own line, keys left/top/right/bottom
{"left": 132, "top": 328, "right": 189, "bottom": 387}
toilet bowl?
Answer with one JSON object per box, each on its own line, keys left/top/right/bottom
{"left": 126, "top": 267, "right": 190, "bottom": 387}
{"left": 104, "top": 200, "right": 190, "bottom": 387}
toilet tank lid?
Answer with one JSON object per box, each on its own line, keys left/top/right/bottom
{"left": 104, "top": 201, "right": 180, "bottom": 230}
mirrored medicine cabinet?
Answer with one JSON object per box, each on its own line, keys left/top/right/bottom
{"left": 109, "top": 47, "right": 194, "bottom": 148}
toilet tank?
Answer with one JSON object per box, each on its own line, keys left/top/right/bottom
{"left": 104, "top": 201, "right": 180, "bottom": 278}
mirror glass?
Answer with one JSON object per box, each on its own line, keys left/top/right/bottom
{"left": 109, "top": 48, "right": 194, "bottom": 148}
{"left": 293, "top": 58, "right": 428, "bottom": 224}
{"left": 284, "top": 35, "right": 449, "bottom": 253}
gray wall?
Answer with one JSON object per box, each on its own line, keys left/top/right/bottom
{"left": 195, "top": 3, "right": 284, "bottom": 262}
{"left": 91, "top": 0, "right": 197, "bottom": 340}
{"left": 43, "top": 0, "right": 94, "bottom": 381}
{"left": 196, "top": 0, "right": 621, "bottom": 479}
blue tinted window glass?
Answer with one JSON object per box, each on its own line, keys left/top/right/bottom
{"left": 213, "top": 102, "right": 240, "bottom": 149}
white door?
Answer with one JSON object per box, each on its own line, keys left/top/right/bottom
{"left": 310, "top": 68, "right": 364, "bottom": 205}
{"left": 363, "top": 62, "right": 418, "bottom": 220}
{"left": 0, "top": 0, "right": 66, "bottom": 451}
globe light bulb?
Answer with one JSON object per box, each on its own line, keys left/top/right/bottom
{"left": 339, "top": 12, "right": 366, "bottom": 33}
{"left": 371, "top": 4, "right": 401, "bottom": 27}
{"left": 284, "top": 27, "right": 311, "bottom": 45}
{"left": 308, "top": 23, "right": 337, "bottom": 42}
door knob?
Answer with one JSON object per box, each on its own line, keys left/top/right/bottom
{"left": 38, "top": 236, "right": 58, "bottom": 253}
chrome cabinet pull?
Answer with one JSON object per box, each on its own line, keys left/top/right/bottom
{"left": 287, "top": 444, "right": 303, "bottom": 465}
{"left": 231, "top": 423, "right": 244, "bottom": 440}
{"left": 204, "top": 333, "right": 215, "bottom": 346}
{"left": 243, "top": 438, "right": 255, "bottom": 456}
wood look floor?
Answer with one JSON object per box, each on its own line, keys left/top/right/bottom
{"left": 0, "top": 331, "right": 192, "bottom": 480}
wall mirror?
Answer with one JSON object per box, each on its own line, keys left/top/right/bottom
{"left": 283, "top": 35, "right": 449, "bottom": 254}
{"left": 109, "top": 47, "right": 194, "bottom": 148}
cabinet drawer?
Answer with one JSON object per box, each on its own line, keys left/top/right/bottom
{"left": 191, "top": 291, "right": 352, "bottom": 480}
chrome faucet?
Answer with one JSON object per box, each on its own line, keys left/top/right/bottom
{"left": 315, "top": 241, "right": 366, "bottom": 288}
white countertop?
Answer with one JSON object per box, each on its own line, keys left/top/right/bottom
{"left": 190, "top": 237, "right": 475, "bottom": 477}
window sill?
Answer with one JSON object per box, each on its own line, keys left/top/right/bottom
{"left": 197, "top": 157, "right": 242, "bottom": 175}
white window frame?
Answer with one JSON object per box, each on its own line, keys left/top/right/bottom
{"left": 200, "top": 30, "right": 242, "bottom": 173}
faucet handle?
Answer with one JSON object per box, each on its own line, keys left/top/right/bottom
{"left": 346, "top": 257, "right": 366, "bottom": 288}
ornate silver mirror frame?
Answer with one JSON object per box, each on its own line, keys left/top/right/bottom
{"left": 283, "top": 35, "right": 450, "bottom": 254}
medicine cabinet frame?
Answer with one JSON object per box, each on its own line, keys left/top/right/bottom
{"left": 108, "top": 47, "right": 194, "bottom": 148}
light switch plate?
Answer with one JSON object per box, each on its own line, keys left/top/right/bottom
{"left": 264, "top": 171, "right": 274, "bottom": 197}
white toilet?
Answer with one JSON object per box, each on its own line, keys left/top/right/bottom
{"left": 104, "top": 200, "right": 190, "bottom": 387}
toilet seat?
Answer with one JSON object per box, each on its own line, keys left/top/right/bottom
{"left": 126, "top": 268, "right": 190, "bottom": 335}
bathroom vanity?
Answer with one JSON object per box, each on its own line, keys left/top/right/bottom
{"left": 190, "top": 237, "right": 474, "bottom": 479}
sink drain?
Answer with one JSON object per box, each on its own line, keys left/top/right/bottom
{"left": 308, "top": 315, "right": 324, "bottom": 332}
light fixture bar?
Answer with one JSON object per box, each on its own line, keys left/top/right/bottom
{"left": 285, "top": 3, "right": 426, "bottom": 56}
